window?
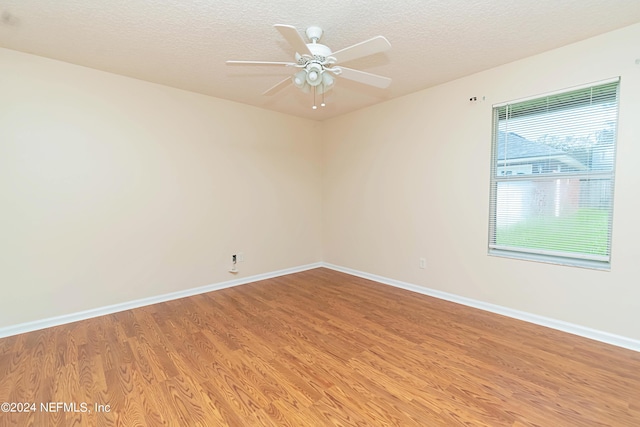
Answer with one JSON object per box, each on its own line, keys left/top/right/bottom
{"left": 488, "top": 78, "right": 619, "bottom": 269}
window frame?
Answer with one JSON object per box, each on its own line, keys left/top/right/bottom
{"left": 488, "top": 78, "right": 620, "bottom": 270}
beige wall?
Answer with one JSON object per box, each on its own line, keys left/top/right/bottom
{"left": 323, "top": 24, "right": 640, "bottom": 340}
{"left": 0, "top": 48, "right": 322, "bottom": 328}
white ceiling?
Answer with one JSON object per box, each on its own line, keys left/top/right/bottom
{"left": 1, "top": 1, "right": 639, "bottom": 121}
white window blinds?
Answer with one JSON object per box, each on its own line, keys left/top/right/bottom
{"left": 488, "top": 78, "right": 619, "bottom": 269}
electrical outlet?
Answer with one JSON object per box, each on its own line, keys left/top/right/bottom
{"left": 419, "top": 258, "right": 426, "bottom": 269}
{"left": 237, "top": 252, "right": 244, "bottom": 262}
{"left": 229, "top": 254, "right": 239, "bottom": 274}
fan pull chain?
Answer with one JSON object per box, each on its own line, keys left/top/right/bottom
{"left": 312, "top": 86, "right": 317, "bottom": 109}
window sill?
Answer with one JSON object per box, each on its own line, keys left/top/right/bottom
{"left": 488, "top": 248, "right": 611, "bottom": 271}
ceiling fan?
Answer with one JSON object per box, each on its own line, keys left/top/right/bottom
{"left": 226, "top": 25, "right": 391, "bottom": 109}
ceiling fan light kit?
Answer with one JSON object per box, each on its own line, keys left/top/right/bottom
{"left": 226, "top": 24, "right": 391, "bottom": 110}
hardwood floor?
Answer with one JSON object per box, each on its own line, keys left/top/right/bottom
{"left": 1, "top": 268, "right": 639, "bottom": 426}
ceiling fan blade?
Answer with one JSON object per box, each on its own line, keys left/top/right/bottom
{"left": 226, "top": 60, "right": 294, "bottom": 66}
{"left": 262, "top": 77, "right": 292, "bottom": 96}
{"left": 274, "top": 24, "right": 312, "bottom": 56}
{"left": 337, "top": 67, "right": 392, "bottom": 89}
{"left": 331, "top": 36, "right": 391, "bottom": 64}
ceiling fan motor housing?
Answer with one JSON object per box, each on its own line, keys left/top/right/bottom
{"left": 306, "top": 43, "right": 332, "bottom": 59}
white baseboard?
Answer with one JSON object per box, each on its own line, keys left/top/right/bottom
{"left": 0, "top": 262, "right": 323, "bottom": 339}
{"left": 323, "top": 263, "right": 640, "bottom": 353}
{"left": 4, "top": 261, "right": 638, "bottom": 353}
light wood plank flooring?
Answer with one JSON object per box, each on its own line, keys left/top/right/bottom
{"left": 1, "top": 268, "right": 639, "bottom": 426}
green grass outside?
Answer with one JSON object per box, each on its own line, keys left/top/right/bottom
{"left": 496, "top": 208, "right": 610, "bottom": 256}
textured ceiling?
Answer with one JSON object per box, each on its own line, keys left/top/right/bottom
{"left": 1, "top": 1, "right": 640, "bottom": 121}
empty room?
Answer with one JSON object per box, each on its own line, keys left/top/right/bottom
{"left": 1, "top": 1, "right": 640, "bottom": 426}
